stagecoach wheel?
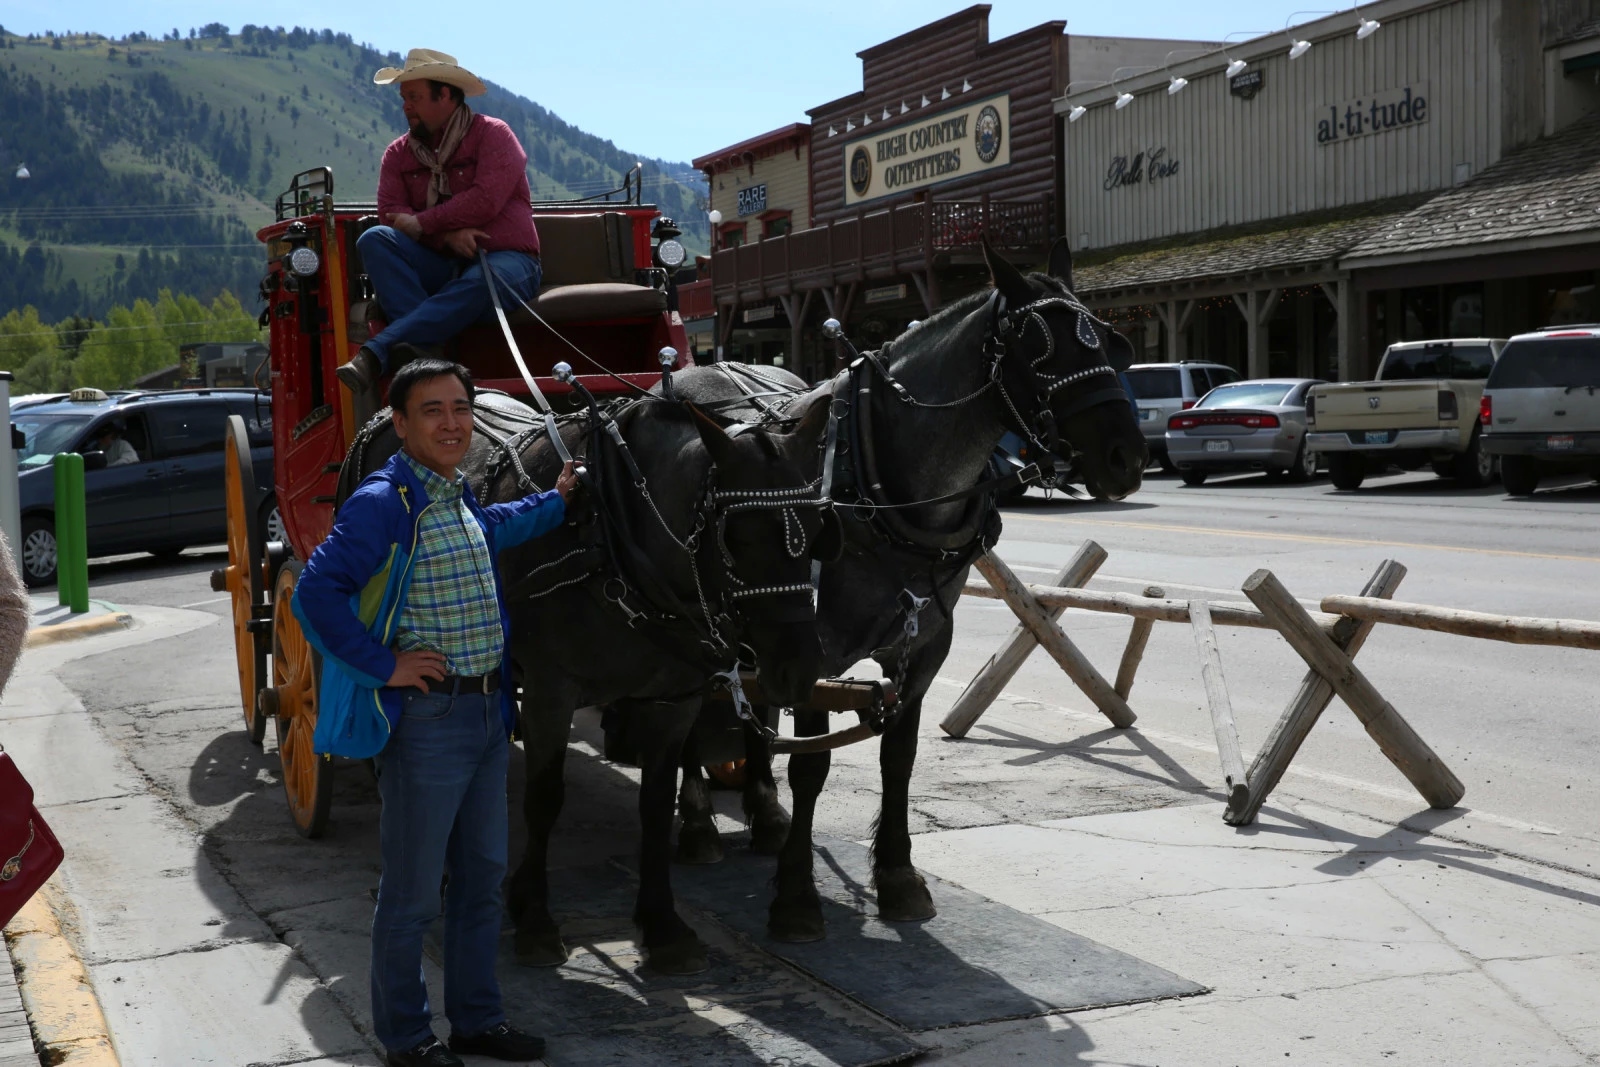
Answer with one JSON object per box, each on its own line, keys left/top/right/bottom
{"left": 223, "top": 415, "right": 268, "bottom": 745}
{"left": 271, "top": 560, "right": 333, "bottom": 838}
{"left": 706, "top": 760, "right": 748, "bottom": 790}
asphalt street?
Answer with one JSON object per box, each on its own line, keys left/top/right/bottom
{"left": 30, "top": 461, "right": 1600, "bottom": 1064}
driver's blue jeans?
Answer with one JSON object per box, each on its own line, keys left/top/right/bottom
{"left": 356, "top": 226, "right": 540, "bottom": 371}
{"left": 369, "top": 688, "right": 509, "bottom": 1051}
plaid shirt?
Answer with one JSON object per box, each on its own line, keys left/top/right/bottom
{"left": 393, "top": 452, "right": 505, "bottom": 676}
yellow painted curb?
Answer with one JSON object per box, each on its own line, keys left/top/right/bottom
{"left": 24, "top": 613, "right": 134, "bottom": 649}
{"left": 4, "top": 880, "right": 119, "bottom": 1065}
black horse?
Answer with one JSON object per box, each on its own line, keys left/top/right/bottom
{"left": 340, "top": 388, "right": 836, "bottom": 974}
{"left": 669, "top": 239, "right": 1148, "bottom": 941}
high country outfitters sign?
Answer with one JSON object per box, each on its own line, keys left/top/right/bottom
{"left": 842, "top": 93, "right": 1011, "bottom": 206}
{"left": 1315, "top": 83, "right": 1430, "bottom": 146}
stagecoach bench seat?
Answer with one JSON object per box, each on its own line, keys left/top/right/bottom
{"left": 519, "top": 282, "right": 668, "bottom": 325}
{"left": 531, "top": 211, "right": 636, "bottom": 285}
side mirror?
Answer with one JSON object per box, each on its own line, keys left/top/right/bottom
{"left": 81, "top": 451, "right": 108, "bottom": 472}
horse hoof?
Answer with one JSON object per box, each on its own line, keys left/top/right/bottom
{"left": 749, "top": 818, "right": 790, "bottom": 855}
{"left": 876, "top": 867, "right": 937, "bottom": 923}
{"left": 674, "top": 824, "right": 725, "bottom": 865}
{"left": 514, "top": 928, "right": 570, "bottom": 968}
{"left": 645, "top": 937, "right": 710, "bottom": 975}
{"left": 768, "top": 903, "right": 826, "bottom": 943}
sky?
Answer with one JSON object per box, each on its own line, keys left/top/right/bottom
{"left": 3, "top": 1, "right": 1344, "bottom": 162}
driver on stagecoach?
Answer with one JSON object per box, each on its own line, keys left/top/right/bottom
{"left": 337, "top": 49, "right": 542, "bottom": 394}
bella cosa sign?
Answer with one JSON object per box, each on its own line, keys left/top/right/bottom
{"left": 842, "top": 93, "right": 1011, "bottom": 206}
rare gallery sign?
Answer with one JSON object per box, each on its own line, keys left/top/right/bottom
{"left": 736, "top": 183, "right": 767, "bottom": 217}
{"left": 1315, "top": 82, "right": 1430, "bottom": 146}
{"left": 842, "top": 93, "right": 1011, "bottom": 206}
{"left": 1102, "top": 146, "right": 1182, "bottom": 192}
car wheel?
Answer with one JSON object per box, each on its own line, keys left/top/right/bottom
{"left": 19, "top": 516, "right": 57, "bottom": 588}
{"left": 1327, "top": 453, "right": 1365, "bottom": 491}
{"left": 261, "top": 496, "right": 287, "bottom": 545}
{"left": 1452, "top": 426, "right": 1495, "bottom": 487}
{"left": 1500, "top": 455, "right": 1541, "bottom": 496}
{"left": 1287, "top": 441, "right": 1318, "bottom": 483}
{"left": 1180, "top": 469, "right": 1208, "bottom": 486}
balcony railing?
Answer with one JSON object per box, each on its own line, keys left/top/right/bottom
{"left": 677, "top": 278, "right": 715, "bottom": 320}
{"left": 710, "top": 198, "right": 1050, "bottom": 302}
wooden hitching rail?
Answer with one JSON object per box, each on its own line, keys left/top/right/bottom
{"left": 935, "top": 541, "right": 1598, "bottom": 825}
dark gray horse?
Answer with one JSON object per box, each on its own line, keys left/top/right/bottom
{"left": 340, "top": 390, "right": 835, "bottom": 973}
{"left": 669, "top": 240, "right": 1147, "bottom": 941}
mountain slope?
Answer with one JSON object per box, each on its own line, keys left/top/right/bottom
{"left": 0, "top": 25, "right": 705, "bottom": 322}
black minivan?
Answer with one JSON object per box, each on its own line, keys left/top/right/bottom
{"left": 13, "top": 388, "right": 277, "bottom": 586}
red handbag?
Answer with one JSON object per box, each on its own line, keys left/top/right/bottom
{"left": 0, "top": 747, "right": 64, "bottom": 928}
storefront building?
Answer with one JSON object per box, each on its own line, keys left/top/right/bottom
{"left": 702, "top": 4, "right": 1212, "bottom": 381}
{"left": 1057, "top": 0, "right": 1600, "bottom": 381}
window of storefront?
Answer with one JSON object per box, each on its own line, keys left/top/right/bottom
{"left": 719, "top": 223, "right": 747, "bottom": 249}
{"left": 1401, "top": 287, "right": 1441, "bottom": 340}
{"left": 761, "top": 211, "right": 792, "bottom": 239}
{"left": 1536, "top": 272, "right": 1599, "bottom": 327}
{"left": 1446, "top": 283, "right": 1484, "bottom": 336}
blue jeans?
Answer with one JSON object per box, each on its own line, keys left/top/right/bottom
{"left": 370, "top": 687, "right": 510, "bottom": 1051}
{"left": 357, "top": 226, "right": 541, "bottom": 371}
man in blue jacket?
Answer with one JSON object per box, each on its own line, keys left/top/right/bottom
{"left": 295, "top": 358, "right": 574, "bottom": 1067}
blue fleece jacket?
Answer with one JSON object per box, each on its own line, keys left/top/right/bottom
{"left": 292, "top": 451, "right": 565, "bottom": 758}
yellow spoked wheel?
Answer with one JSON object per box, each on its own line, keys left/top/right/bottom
{"left": 267, "top": 560, "right": 333, "bottom": 839}
{"left": 223, "top": 415, "right": 268, "bottom": 745}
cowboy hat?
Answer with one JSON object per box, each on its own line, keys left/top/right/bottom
{"left": 373, "top": 48, "right": 487, "bottom": 97}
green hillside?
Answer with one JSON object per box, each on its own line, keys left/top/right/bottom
{"left": 0, "top": 25, "right": 706, "bottom": 323}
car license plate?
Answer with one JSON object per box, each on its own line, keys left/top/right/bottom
{"left": 1364, "top": 431, "right": 1390, "bottom": 444}
{"left": 1140, "top": 409, "right": 1155, "bottom": 421}
{"left": 1547, "top": 434, "right": 1575, "bottom": 451}
{"left": 1205, "top": 440, "right": 1231, "bottom": 453}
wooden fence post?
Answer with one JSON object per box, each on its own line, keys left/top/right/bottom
{"left": 1189, "top": 599, "right": 1248, "bottom": 816}
{"left": 1242, "top": 568, "right": 1464, "bottom": 811}
{"left": 1114, "top": 586, "right": 1164, "bottom": 699}
{"left": 970, "top": 553, "right": 1136, "bottom": 729}
{"left": 941, "top": 542, "right": 1108, "bottom": 738}
{"left": 1229, "top": 560, "right": 1407, "bottom": 825}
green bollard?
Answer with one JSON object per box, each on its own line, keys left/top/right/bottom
{"left": 53, "top": 453, "right": 89, "bottom": 613}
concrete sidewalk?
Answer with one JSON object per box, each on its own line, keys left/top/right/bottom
{"left": 23, "top": 596, "right": 132, "bottom": 648}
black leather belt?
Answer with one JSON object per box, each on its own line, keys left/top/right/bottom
{"left": 428, "top": 668, "right": 501, "bottom": 695}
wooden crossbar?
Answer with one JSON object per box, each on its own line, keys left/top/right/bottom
{"left": 960, "top": 579, "right": 1343, "bottom": 632}
{"left": 1320, "top": 595, "right": 1600, "bottom": 650}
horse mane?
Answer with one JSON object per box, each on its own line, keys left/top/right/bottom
{"left": 883, "top": 270, "right": 1073, "bottom": 372}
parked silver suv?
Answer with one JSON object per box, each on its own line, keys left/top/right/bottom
{"left": 1126, "top": 361, "right": 1243, "bottom": 471}
{"left": 1481, "top": 325, "right": 1600, "bottom": 496}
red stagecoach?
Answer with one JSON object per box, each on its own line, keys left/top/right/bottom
{"left": 218, "top": 165, "right": 690, "bottom": 836}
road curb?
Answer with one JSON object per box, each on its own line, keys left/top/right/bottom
{"left": 24, "top": 612, "right": 134, "bottom": 649}
{"left": 4, "top": 881, "right": 119, "bottom": 1065}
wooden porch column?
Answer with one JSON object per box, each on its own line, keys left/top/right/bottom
{"left": 1320, "top": 278, "right": 1355, "bottom": 382}
{"left": 1156, "top": 300, "right": 1196, "bottom": 363}
{"left": 1231, "top": 289, "right": 1281, "bottom": 379}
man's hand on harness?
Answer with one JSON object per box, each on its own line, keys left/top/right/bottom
{"left": 387, "top": 212, "right": 424, "bottom": 241}
{"left": 389, "top": 649, "right": 447, "bottom": 691}
{"left": 555, "top": 461, "right": 577, "bottom": 503}
{"left": 442, "top": 228, "right": 490, "bottom": 259}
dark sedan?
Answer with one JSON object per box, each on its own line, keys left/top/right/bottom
{"left": 1165, "top": 378, "right": 1325, "bottom": 485}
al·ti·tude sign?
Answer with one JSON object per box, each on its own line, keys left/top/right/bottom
{"left": 736, "top": 183, "right": 767, "bottom": 217}
{"left": 1315, "top": 83, "right": 1429, "bottom": 146}
{"left": 842, "top": 93, "right": 1010, "bottom": 206}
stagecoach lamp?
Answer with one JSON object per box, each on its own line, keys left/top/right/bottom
{"left": 285, "top": 245, "right": 320, "bottom": 278}
{"left": 1225, "top": 58, "right": 1248, "bottom": 78}
{"left": 1114, "top": 91, "right": 1134, "bottom": 110}
{"left": 656, "top": 239, "right": 687, "bottom": 269}
{"left": 1356, "top": 17, "right": 1380, "bottom": 39}
{"left": 552, "top": 362, "right": 574, "bottom": 384}
{"left": 1167, "top": 76, "right": 1188, "bottom": 95}
{"left": 658, "top": 347, "right": 679, "bottom": 368}
{"left": 1288, "top": 38, "right": 1311, "bottom": 59}
{"left": 822, "top": 318, "right": 843, "bottom": 340}
{"left": 1068, "top": 105, "right": 1087, "bottom": 122}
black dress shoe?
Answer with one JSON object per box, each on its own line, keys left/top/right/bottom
{"left": 386, "top": 1035, "right": 464, "bottom": 1067}
{"left": 449, "top": 1021, "right": 546, "bottom": 1061}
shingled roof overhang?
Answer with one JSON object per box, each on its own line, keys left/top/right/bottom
{"left": 1340, "top": 112, "right": 1600, "bottom": 271}
{"left": 1073, "top": 196, "right": 1430, "bottom": 308}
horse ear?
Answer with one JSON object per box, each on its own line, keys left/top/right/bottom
{"left": 982, "top": 236, "right": 1034, "bottom": 308}
{"left": 1047, "top": 236, "right": 1074, "bottom": 290}
{"left": 779, "top": 391, "right": 832, "bottom": 449}
{"left": 685, "top": 402, "right": 739, "bottom": 467}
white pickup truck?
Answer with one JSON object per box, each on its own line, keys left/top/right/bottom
{"left": 1305, "top": 338, "right": 1505, "bottom": 490}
